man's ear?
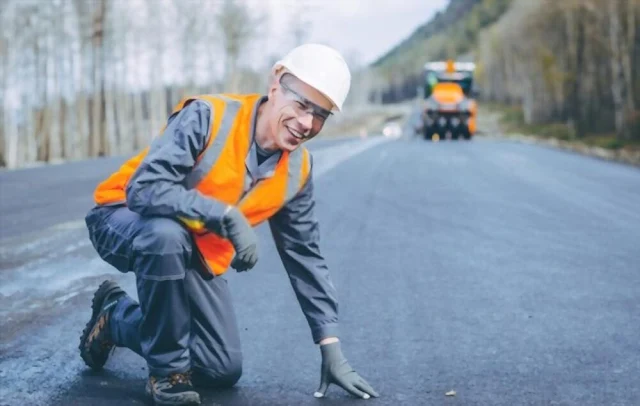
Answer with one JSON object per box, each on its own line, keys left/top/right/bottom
{"left": 268, "top": 75, "right": 279, "bottom": 97}
{"left": 267, "top": 84, "right": 277, "bottom": 100}
{"left": 267, "top": 67, "right": 283, "bottom": 98}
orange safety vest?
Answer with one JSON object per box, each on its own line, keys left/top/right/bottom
{"left": 93, "top": 93, "right": 311, "bottom": 275}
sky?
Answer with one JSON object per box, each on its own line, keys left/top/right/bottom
{"left": 249, "top": 0, "right": 450, "bottom": 68}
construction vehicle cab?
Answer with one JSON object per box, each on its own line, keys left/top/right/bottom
{"left": 421, "top": 60, "right": 477, "bottom": 140}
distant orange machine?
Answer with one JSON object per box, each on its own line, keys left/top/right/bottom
{"left": 421, "top": 59, "right": 477, "bottom": 140}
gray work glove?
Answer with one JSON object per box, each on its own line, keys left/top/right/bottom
{"left": 314, "top": 342, "right": 379, "bottom": 399}
{"left": 220, "top": 206, "right": 258, "bottom": 272}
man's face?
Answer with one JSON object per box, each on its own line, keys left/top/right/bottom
{"left": 267, "top": 73, "right": 334, "bottom": 152}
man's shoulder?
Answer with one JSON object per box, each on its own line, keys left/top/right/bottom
{"left": 188, "top": 93, "right": 263, "bottom": 104}
{"left": 178, "top": 93, "right": 264, "bottom": 117}
{"left": 171, "top": 98, "right": 213, "bottom": 120}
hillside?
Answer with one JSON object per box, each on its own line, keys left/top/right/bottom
{"left": 364, "top": 0, "right": 512, "bottom": 103}
{"left": 362, "top": 0, "right": 640, "bottom": 145}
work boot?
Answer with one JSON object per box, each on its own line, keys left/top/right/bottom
{"left": 146, "top": 372, "right": 201, "bottom": 405}
{"left": 79, "top": 280, "right": 126, "bottom": 370}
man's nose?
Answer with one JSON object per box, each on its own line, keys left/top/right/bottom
{"left": 297, "top": 113, "right": 314, "bottom": 132}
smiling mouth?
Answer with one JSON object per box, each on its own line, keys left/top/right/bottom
{"left": 286, "top": 126, "right": 305, "bottom": 140}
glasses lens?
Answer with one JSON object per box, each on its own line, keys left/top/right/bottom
{"left": 279, "top": 75, "right": 332, "bottom": 134}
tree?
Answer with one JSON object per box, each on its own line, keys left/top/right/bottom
{"left": 216, "top": 0, "right": 259, "bottom": 93}
{"left": 0, "top": 0, "right": 264, "bottom": 168}
{"left": 475, "top": 0, "right": 640, "bottom": 139}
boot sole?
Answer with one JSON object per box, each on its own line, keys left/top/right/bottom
{"left": 78, "top": 280, "right": 124, "bottom": 370}
{"left": 146, "top": 380, "right": 202, "bottom": 405}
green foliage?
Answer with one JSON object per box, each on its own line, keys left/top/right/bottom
{"left": 584, "top": 135, "right": 625, "bottom": 150}
{"left": 499, "top": 105, "right": 526, "bottom": 128}
{"left": 367, "top": 0, "right": 514, "bottom": 102}
{"left": 371, "top": 0, "right": 512, "bottom": 70}
{"left": 490, "top": 103, "right": 574, "bottom": 141}
{"left": 541, "top": 124, "right": 574, "bottom": 141}
{"left": 491, "top": 104, "right": 640, "bottom": 151}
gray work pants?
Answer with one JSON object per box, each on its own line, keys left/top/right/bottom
{"left": 85, "top": 205, "right": 242, "bottom": 387}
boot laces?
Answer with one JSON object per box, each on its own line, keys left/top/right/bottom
{"left": 169, "top": 372, "right": 192, "bottom": 386}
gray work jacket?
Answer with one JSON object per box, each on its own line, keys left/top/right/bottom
{"left": 125, "top": 98, "right": 339, "bottom": 344}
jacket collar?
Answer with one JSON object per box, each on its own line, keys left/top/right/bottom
{"left": 246, "top": 95, "right": 281, "bottom": 182}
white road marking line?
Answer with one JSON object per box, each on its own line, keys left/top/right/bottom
{"left": 313, "top": 136, "right": 392, "bottom": 177}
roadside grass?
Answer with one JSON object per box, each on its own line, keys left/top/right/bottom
{"left": 485, "top": 102, "right": 640, "bottom": 152}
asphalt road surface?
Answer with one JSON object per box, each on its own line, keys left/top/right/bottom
{"left": 1, "top": 129, "right": 639, "bottom": 406}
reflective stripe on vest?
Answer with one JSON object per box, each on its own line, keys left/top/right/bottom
{"left": 183, "top": 96, "right": 242, "bottom": 190}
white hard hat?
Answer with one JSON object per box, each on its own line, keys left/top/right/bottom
{"left": 273, "top": 43, "right": 351, "bottom": 111}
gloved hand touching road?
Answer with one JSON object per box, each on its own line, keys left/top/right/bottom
{"left": 315, "top": 341, "right": 379, "bottom": 399}
{"left": 220, "top": 205, "right": 258, "bottom": 272}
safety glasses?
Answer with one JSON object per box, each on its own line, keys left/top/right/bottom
{"left": 279, "top": 74, "right": 333, "bottom": 137}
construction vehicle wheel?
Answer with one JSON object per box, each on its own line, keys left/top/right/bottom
{"left": 423, "top": 126, "right": 434, "bottom": 140}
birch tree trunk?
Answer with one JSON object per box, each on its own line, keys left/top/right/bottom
{"left": 103, "top": 4, "right": 116, "bottom": 157}
{"left": 115, "top": 33, "right": 131, "bottom": 155}
{"left": 217, "top": 0, "right": 256, "bottom": 93}
{"left": 132, "top": 34, "right": 145, "bottom": 150}
{"left": 90, "top": 0, "right": 108, "bottom": 156}
{"left": 73, "top": 0, "right": 91, "bottom": 158}
{"left": 2, "top": 30, "right": 18, "bottom": 168}
{"left": 0, "top": 23, "right": 7, "bottom": 167}
{"left": 622, "top": 1, "right": 636, "bottom": 109}
{"left": 49, "top": 9, "right": 63, "bottom": 162}
{"left": 608, "top": 0, "right": 630, "bottom": 139}
{"left": 564, "top": 4, "right": 584, "bottom": 137}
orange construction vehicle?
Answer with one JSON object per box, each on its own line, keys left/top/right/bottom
{"left": 421, "top": 59, "right": 477, "bottom": 140}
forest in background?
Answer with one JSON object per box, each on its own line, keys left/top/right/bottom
{"left": 477, "top": 0, "right": 639, "bottom": 142}
{"left": 0, "top": 0, "right": 373, "bottom": 169}
{"left": 370, "top": 0, "right": 640, "bottom": 143}
{"left": 1, "top": 0, "right": 639, "bottom": 169}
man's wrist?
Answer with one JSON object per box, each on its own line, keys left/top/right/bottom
{"left": 318, "top": 337, "right": 339, "bottom": 345}
{"left": 312, "top": 323, "right": 339, "bottom": 344}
